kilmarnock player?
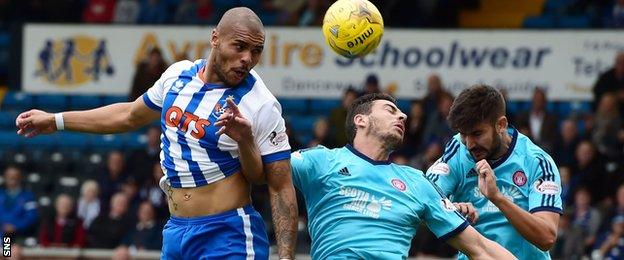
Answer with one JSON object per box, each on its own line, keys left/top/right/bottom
{"left": 291, "top": 93, "right": 515, "bottom": 259}
{"left": 426, "top": 84, "right": 561, "bottom": 259}
{"left": 15, "top": 7, "right": 297, "bottom": 259}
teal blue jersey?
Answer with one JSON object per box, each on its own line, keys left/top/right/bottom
{"left": 292, "top": 145, "right": 469, "bottom": 260}
{"left": 425, "top": 127, "right": 562, "bottom": 259}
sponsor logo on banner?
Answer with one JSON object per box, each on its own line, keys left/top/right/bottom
{"left": 534, "top": 179, "right": 560, "bottom": 195}
{"left": 33, "top": 36, "right": 115, "bottom": 87}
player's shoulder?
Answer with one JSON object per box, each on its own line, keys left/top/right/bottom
{"left": 292, "top": 145, "right": 333, "bottom": 162}
{"left": 440, "top": 135, "right": 465, "bottom": 163}
{"left": 515, "top": 131, "right": 556, "bottom": 165}
{"left": 164, "top": 59, "right": 198, "bottom": 75}
{"left": 247, "top": 69, "right": 278, "bottom": 102}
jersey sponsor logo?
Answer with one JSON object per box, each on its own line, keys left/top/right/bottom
{"left": 291, "top": 151, "right": 303, "bottom": 159}
{"left": 474, "top": 185, "right": 524, "bottom": 213}
{"left": 339, "top": 186, "right": 392, "bottom": 219}
{"left": 534, "top": 179, "right": 560, "bottom": 195}
{"left": 165, "top": 106, "right": 210, "bottom": 139}
{"left": 391, "top": 178, "right": 406, "bottom": 191}
{"left": 441, "top": 198, "right": 457, "bottom": 212}
{"left": 338, "top": 167, "right": 351, "bottom": 176}
{"left": 269, "top": 131, "right": 288, "bottom": 146}
{"left": 513, "top": 170, "right": 527, "bottom": 186}
{"left": 427, "top": 162, "right": 450, "bottom": 176}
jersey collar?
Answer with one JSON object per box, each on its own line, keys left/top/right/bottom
{"left": 345, "top": 144, "right": 392, "bottom": 165}
{"left": 488, "top": 126, "right": 518, "bottom": 169}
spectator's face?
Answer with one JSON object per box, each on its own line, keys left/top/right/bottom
{"left": 343, "top": 91, "right": 358, "bottom": 108}
{"left": 313, "top": 119, "right": 329, "bottom": 139}
{"left": 149, "top": 52, "right": 162, "bottom": 66}
{"left": 122, "top": 181, "right": 138, "bottom": 199}
{"left": 574, "top": 190, "right": 591, "bottom": 207}
{"left": 107, "top": 152, "right": 124, "bottom": 176}
{"left": 460, "top": 121, "right": 504, "bottom": 161}
{"left": 138, "top": 202, "right": 155, "bottom": 223}
{"left": 438, "top": 95, "right": 453, "bottom": 117}
{"left": 559, "top": 166, "right": 570, "bottom": 185}
{"left": 560, "top": 120, "right": 577, "bottom": 142}
{"left": 575, "top": 141, "right": 594, "bottom": 167}
{"left": 147, "top": 127, "right": 161, "bottom": 148}
{"left": 211, "top": 25, "right": 264, "bottom": 87}
{"left": 427, "top": 74, "right": 442, "bottom": 94}
{"left": 3, "top": 167, "right": 21, "bottom": 190}
{"left": 360, "top": 100, "right": 407, "bottom": 150}
{"left": 84, "top": 185, "right": 98, "bottom": 201}
{"left": 55, "top": 195, "right": 73, "bottom": 218}
{"left": 616, "top": 53, "right": 624, "bottom": 77}
{"left": 532, "top": 89, "right": 546, "bottom": 111}
{"left": 110, "top": 194, "right": 129, "bottom": 216}
{"left": 409, "top": 102, "right": 423, "bottom": 120}
{"left": 598, "top": 94, "right": 618, "bottom": 115}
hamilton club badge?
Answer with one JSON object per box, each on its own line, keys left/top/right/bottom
{"left": 513, "top": 171, "right": 527, "bottom": 186}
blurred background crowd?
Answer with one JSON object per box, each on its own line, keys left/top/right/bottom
{"left": 0, "top": 0, "right": 623, "bottom": 259}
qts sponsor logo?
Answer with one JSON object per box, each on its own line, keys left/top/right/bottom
{"left": 165, "top": 106, "right": 210, "bottom": 139}
{"left": 34, "top": 36, "right": 115, "bottom": 87}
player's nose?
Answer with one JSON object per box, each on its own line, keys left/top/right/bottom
{"left": 240, "top": 51, "right": 252, "bottom": 66}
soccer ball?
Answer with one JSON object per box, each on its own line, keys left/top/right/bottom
{"left": 322, "top": 0, "right": 384, "bottom": 58}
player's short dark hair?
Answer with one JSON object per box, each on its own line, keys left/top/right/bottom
{"left": 345, "top": 93, "right": 396, "bottom": 144}
{"left": 447, "top": 84, "right": 506, "bottom": 132}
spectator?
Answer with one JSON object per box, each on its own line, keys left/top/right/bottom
{"left": 127, "top": 126, "right": 161, "bottom": 185}
{"left": 562, "top": 187, "right": 602, "bottom": 259}
{"left": 396, "top": 100, "right": 426, "bottom": 157}
{"left": 307, "top": 117, "right": 336, "bottom": 148}
{"left": 0, "top": 166, "right": 38, "bottom": 244}
{"left": 593, "top": 52, "right": 624, "bottom": 111}
{"left": 572, "top": 140, "right": 609, "bottom": 203}
{"left": 592, "top": 215, "right": 624, "bottom": 259}
{"left": 121, "top": 178, "right": 141, "bottom": 222}
{"left": 113, "top": 0, "right": 140, "bottom": 23}
{"left": 196, "top": 0, "right": 216, "bottom": 24}
{"left": 87, "top": 192, "right": 133, "bottom": 249}
{"left": 592, "top": 92, "right": 622, "bottom": 160}
{"left": 298, "top": 0, "right": 325, "bottom": 26}
{"left": 422, "top": 73, "right": 444, "bottom": 115}
{"left": 77, "top": 180, "right": 101, "bottom": 229}
{"left": 138, "top": 0, "right": 169, "bottom": 24}
{"left": 604, "top": 0, "right": 624, "bottom": 27}
{"left": 98, "top": 151, "right": 127, "bottom": 208}
{"left": 82, "top": 0, "right": 116, "bottom": 23}
{"left": 38, "top": 194, "right": 86, "bottom": 248}
{"left": 560, "top": 166, "right": 573, "bottom": 206}
{"left": 516, "top": 87, "right": 559, "bottom": 153}
{"left": 139, "top": 163, "right": 168, "bottom": 222}
{"left": 411, "top": 141, "right": 442, "bottom": 170}
{"left": 362, "top": 73, "right": 380, "bottom": 95}
{"left": 422, "top": 91, "right": 454, "bottom": 145}
{"left": 129, "top": 47, "right": 168, "bottom": 101}
{"left": 554, "top": 119, "right": 581, "bottom": 167}
{"left": 120, "top": 201, "right": 162, "bottom": 250}
{"left": 284, "top": 120, "right": 303, "bottom": 151}
{"left": 599, "top": 184, "right": 624, "bottom": 233}
{"left": 174, "top": 0, "right": 215, "bottom": 24}
{"left": 328, "top": 88, "right": 359, "bottom": 146}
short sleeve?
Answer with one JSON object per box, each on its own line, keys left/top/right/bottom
{"left": 528, "top": 155, "right": 563, "bottom": 214}
{"left": 420, "top": 177, "right": 470, "bottom": 241}
{"left": 425, "top": 138, "right": 463, "bottom": 197}
{"left": 141, "top": 61, "right": 187, "bottom": 111}
{"left": 290, "top": 146, "right": 327, "bottom": 192}
{"left": 253, "top": 100, "right": 291, "bottom": 164}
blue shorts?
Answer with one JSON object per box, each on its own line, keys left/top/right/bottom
{"left": 161, "top": 205, "right": 269, "bottom": 260}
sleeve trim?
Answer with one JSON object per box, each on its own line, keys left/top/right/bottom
{"left": 261, "top": 150, "right": 291, "bottom": 164}
{"left": 529, "top": 206, "right": 563, "bottom": 215}
{"left": 142, "top": 93, "right": 161, "bottom": 111}
{"left": 438, "top": 220, "right": 470, "bottom": 241}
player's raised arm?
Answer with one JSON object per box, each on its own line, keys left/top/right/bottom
{"left": 265, "top": 159, "right": 298, "bottom": 259}
{"left": 16, "top": 96, "right": 160, "bottom": 137}
{"left": 447, "top": 226, "right": 516, "bottom": 259}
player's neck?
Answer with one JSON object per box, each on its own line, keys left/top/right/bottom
{"left": 492, "top": 131, "right": 512, "bottom": 161}
{"left": 201, "top": 54, "right": 224, "bottom": 85}
{"left": 352, "top": 136, "right": 391, "bottom": 161}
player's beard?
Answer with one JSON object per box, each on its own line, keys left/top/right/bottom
{"left": 485, "top": 130, "right": 504, "bottom": 160}
{"left": 368, "top": 115, "right": 402, "bottom": 151}
{"left": 212, "top": 48, "right": 236, "bottom": 87}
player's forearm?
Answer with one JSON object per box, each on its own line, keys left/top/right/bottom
{"left": 62, "top": 103, "right": 139, "bottom": 133}
{"left": 266, "top": 160, "right": 298, "bottom": 259}
{"left": 491, "top": 195, "right": 557, "bottom": 251}
{"left": 236, "top": 136, "right": 265, "bottom": 184}
{"left": 481, "top": 238, "right": 517, "bottom": 259}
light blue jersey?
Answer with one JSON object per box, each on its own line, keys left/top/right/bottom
{"left": 425, "top": 127, "right": 562, "bottom": 259}
{"left": 292, "top": 145, "right": 469, "bottom": 260}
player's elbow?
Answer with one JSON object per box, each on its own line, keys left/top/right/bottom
{"left": 536, "top": 232, "right": 557, "bottom": 251}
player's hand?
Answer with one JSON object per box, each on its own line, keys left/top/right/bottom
{"left": 214, "top": 98, "right": 253, "bottom": 143}
{"left": 476, "top": 159, "right": 502, "bottom": 201}
{"left": 453, "top": 202, "right": 479, "bottom": 224}
{"left": 15, "top": 109, "right": 57, "bottom": 138}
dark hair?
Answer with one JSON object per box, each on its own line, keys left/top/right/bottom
{"left": 447, "top": 84, "right": 505, "bottom": 132}
{"left": 345, "top": 93, "right": 396, "bottom": 144}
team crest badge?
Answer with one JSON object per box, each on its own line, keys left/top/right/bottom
{"left": 513, "top": 171, "right": 527, "bottom": 186}
{"left": 391, "top": 178, "right": 406, "bottom": 192}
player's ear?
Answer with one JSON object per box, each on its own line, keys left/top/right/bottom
{"left": 496, "top": 116, "right": 508, "bottom": 133}
{"left": 211, "top": 29, "right": 218, "bottom": 48}
{"left": 353, "top": 114, "right": 367, "bottom": 129}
